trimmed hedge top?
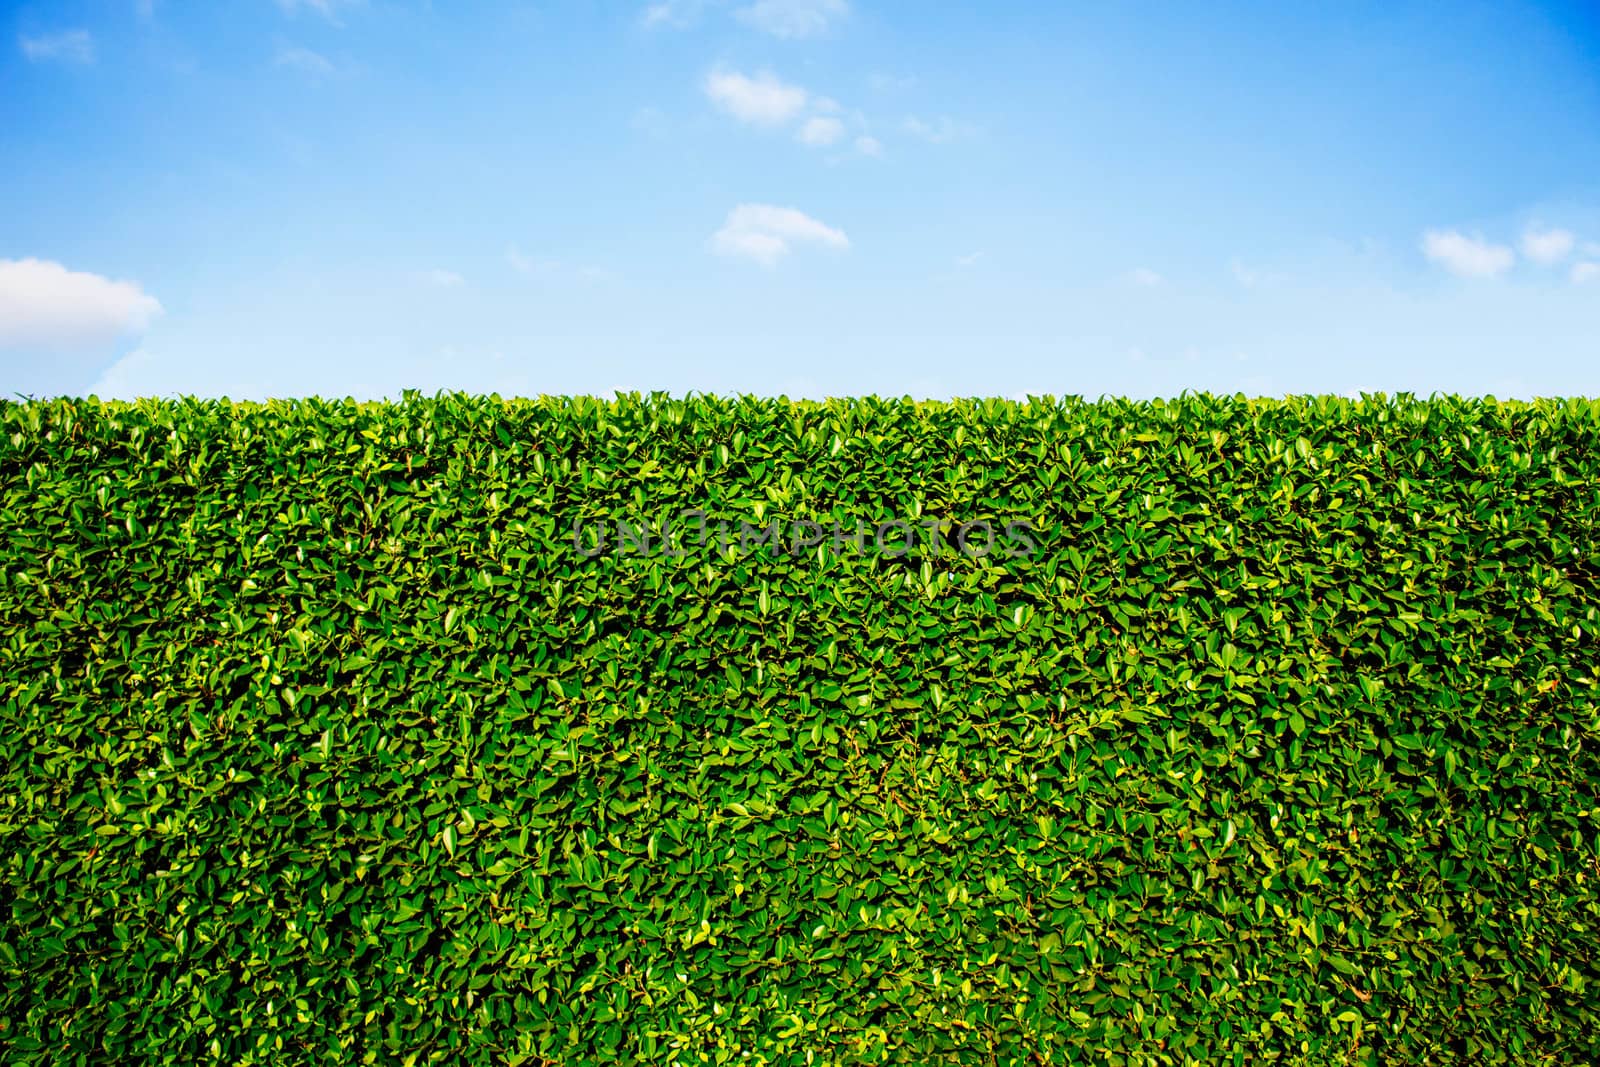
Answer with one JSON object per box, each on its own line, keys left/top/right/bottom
{"left": 2, "top": 392, "right": 1599, "bottom": 1065}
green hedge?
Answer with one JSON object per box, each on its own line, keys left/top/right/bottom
{"left": 2, "top": 393, "right": 1599, "bottom": 1065}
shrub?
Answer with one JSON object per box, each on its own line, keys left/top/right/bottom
{"left": 1, "top": 392, "right": 1597, "bottom": 1064}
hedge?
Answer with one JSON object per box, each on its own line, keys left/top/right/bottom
{"left": 1, "top": 392, "right": 1598, "bottom": 1065}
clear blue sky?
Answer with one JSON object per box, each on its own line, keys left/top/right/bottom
{"left": 3, "top": 0, "right": 1598, "bottom": 400}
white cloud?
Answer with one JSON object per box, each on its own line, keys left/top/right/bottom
{"left": 1127, "top": 268, "right": 1163, "bottom": 287}
{"left": 868, "top": 72, "right": 916, "bottom": 92}
{"left": 704, "top": 69, "right": 808, "bottom": 127}
{"left": 275, "top": 0, "right": 360, "bottom": 20}
{"left": 711, "top": 204, "right": 848, "bottom": 267}
{"left": 797, "top": 116, "right": 844, "bottom": 147}
{"left": 420, "top": 269, "right": 465, "bottom": 288}
{"left": 733, "top": 0, "right": 848, "bottom": 38}
{"left": 1573, "top": 262, "right": 1599, "bottom": 285}
{"left": 955, "top": 252, "right": 983, "bottom": 268}
{"left": 507, "top": 249, "right": 613, "bottom": 282}
{"left": 642, "top": 0, "right": 846, "bottom": 36}
{"left": 902, "top": 115, "right": 978, "bottom": 144}
{"left": 275, "top": 45, "right": 334, "bottom": 76}
{"left": 506, "top": 247, "right": 548, "bottom": 276}
{"left": 0, "top": 259, "right": 162, "bottom": 350}
{"left": 1227, "top": 259, "right": 1293, "bottom": 288}
{"left": 20, "top": 30, "right": 94, "bottom": 64}
{"left": 641, "top": 0, "right": 710, "bottom": 28}
{"left": 1420, "top": 229, "right": 1515, "bottom": 279}
{"left": 703, "top": 68, "right": 875, "bottom": 154}
{"left": 89, "top": 348, "right": 159, "bottom": 399}
{"left": 1521, "top": 226, "right": 1575, "bottom": 266}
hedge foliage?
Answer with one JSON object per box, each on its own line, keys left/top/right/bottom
{"left": 2, "top": 392, "right": 1599, "bottom": 1065}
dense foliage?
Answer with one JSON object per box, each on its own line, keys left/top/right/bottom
{"left": 2, "top": 392, "right": 1598, "bottom": 1065}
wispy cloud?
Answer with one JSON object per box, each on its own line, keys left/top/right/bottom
{"left": 700, "top": 62, "right": 898, "bottom": 164}
{"left": 1230, "top": 260, "right": 1262, "bottom": 288}
{"left": 1573, "top": 261, "right": 1599, "bottom": 285}
{"left": 641, "top": 0, "right": 711, "bottom": 29}
{"left": 89, "top": 348, "right": 160, "bottom": 399}
{"left": 0, "top": 258, "right": 162, "bottom": 350}
{"left": 507, "top": 248, "right": 615, "bottom": 282}
{"left": 643, "top": 0, "right": 846, "bottom": 36}
{"left": 955, "top": 252, "right": 983, "bottom": 268}
{"left": 711, "top": 204, "right": 848, "bottom": 267}
{"left": 420, "top": 269, "right": 465, "bottom": 288}
{"left": 275, "top": 0, "right": 361, "bottom": 21}
{"left": 733, "top": 0, "right": 848, "bottom": 38}
{"left": 1420, "top": 229, "right": 1515, "bottom": 279}
{"left": 868, "top": 72, "right": 916, "bottom": 92}
{"left": 1127, "top": 268, "right": 1163, "bottom": 287}
{"left": 704, "top": 68, "right": 882, "bottom": 157}
{"left": 20, "top": 30, "right": 95, "bottom": 65}
{"left": 506, "top": 247, "right": 553, "bottom": 277}
{"left": 275, "top": 44, "right": 335, "bottom": 76}
{"left": 797, "top": 115, "right": 844, "bottom": 147}
{"left": 1521, "top": 225, "right": 1575, "bottom": 266}
{"left": 902, "top": 115, "right": 978, "bottom": 144}
{"left": 704, "top": 69, "right": 809, "bottom": 126}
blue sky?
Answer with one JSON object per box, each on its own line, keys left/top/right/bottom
{"left": 2, "top": 0, "right": 1598, "bottom": 401}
